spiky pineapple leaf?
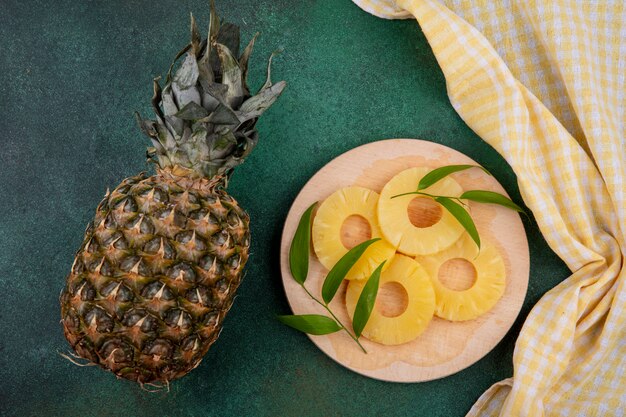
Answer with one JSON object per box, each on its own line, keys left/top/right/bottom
{"left": 161, "top": 86, "right": 178, "bottom": 116}
{"left": 216, "top": 23, "right": 241, "bottom": 58}
{"left": 213, "top": 132, "right": 236, "bottom": 150}
{"left": 239, "top": 32, "right": 259, "bottom": 90}
{"left": 162, "top": 86, "right": 183, "bottom": 136}
{"left": 159, "top": 125, "right": 176, "bottom": 149}
{"left": 207, "top": 0, "right": 220, "bottom": 44}
{"left": 198, "top": 62, "right": 215, "bottom": 106}
{"left": 135, "top": 113, "right": 165, "bottom": 153}
{"left": 137, "top": 2, "right": 285, "bottom": 179}
{"left": 209, "top": 130, "right": 237, "bottom": 161}
{"left": 238, "top": 50, "right": 285, "bottom": 122}
{"left": 166, "top": 44, "right": 192, "bottom": 84}
{"left": 143, "top": 82, "right": 177, "bottom": 151}
{"left": 201, "top": 0, "right": 220, "bottom": 77}
{"left": 172, "top": 53, "right": 201, "bottom": 108}
{"left": 209, "top": 23, "right": 240, "bottom": 77}
{"left": 173, "top": 54, "right": 199, "bottom": 89}
{"left": 190, "top": 123, "right": 208, "bottom": 144}
{"left": 197, "top": 5, "right": 215, "bottom": 91}
{"left": 262, "top": 50, "right": 282, "bottom": 90}
{"left": 151, "top": 77, "right": 164, "bottom": 120}
{"left": 238, "top": 81, "right": 287, "bottom": 123}
{"left": 190, "top": 13, "right": 201, "bottom": 56}
{"left": 198, "top": 81, "right": 227, "bottom": 112}
{"left": 205, "top": 102, "right": 240, "bottom": 126}
{"left": 234, "top": 130, "right": 258, "bottom": 161}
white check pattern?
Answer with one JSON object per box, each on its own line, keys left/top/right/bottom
{"left": 351, "top": 0, "right": 626, "bottom": 415}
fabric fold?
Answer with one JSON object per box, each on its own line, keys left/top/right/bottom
{"left": 351, "top": 0, "right": 626, "bottom": 415}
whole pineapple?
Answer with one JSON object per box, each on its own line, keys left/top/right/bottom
{"left": 60, "top": 2, "right": 285, "bottom": 386}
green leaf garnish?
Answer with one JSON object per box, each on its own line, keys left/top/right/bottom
{"left": 418, "top": 165, "right": 491, "bottom": 190}
{"left": 460, "top": 190, "right": 525, "bottom": 213}
{"left": 277, "top": 314, "right": 342, "bottom": 335}
{"left": 321, "top": 238, "right": 381, "bottom": 305}
{"left": 283, "top": 200, "right": 368, "bottom": 353}
{"left": 289, "top": 202, "right": 316, "bottom": 284}
{"left": 435, "top": 197, "right": 481, "bottom": 249}
{"left": 352, "top": 262, "right": 385, "bottom": 338}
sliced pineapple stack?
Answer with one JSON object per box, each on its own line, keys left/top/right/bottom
{"left": 312, "top": 186, "right": 396, "bottom": 281}
{"left": 378, "top": 167, "right": 466, "bottom": 255}
{"left": 345, "top": 255, "right": 435, "bottom": 345}
{"left": 311, "top": 166, "right": 507, "bottom": 347}
{"left": 415, "top": 233, "right": 506, "bottom": 321}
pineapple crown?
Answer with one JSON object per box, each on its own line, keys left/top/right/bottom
{"left": 137, "top": 1, "right": 286, "bottom": 180}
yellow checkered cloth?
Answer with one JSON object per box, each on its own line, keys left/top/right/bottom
{"left": 351, "top": 0, "right": 626, "bottom": 415}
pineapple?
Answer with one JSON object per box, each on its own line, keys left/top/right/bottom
{"left": 312, "top": 186, "right": 395, "bottom": 281}
{"left": 346, "top": 255, "right": 435, "bottom": 345}
{"left": 59, "top": 3, "right": 285, "bottom": 386}
{"left": 415, "top": 234, "right": 506, "bottom": 321}
{"left": 378, "top": 167, "right": 465, "bottom": 256}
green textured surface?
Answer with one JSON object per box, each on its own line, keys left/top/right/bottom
{"left": 0, "top": 1, "right": 570, "bottom": 416}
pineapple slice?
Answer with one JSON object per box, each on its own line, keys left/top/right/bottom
{"left": 378, "top": 167, "right": 465, "bottom": 255}
{"left": 312, "top": 186, "right": 395, "bottom": 280}
{"left": 346, "top": 255, "right": 436, "bottom": 345}
{"left": 415, "top": 233, "right": 506, "bottom": 321}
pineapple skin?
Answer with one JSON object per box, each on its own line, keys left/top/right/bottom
{"left": 60, "top": 168, "right": 249, "bottom": 384}
{"left": 58, "top": 1, "right": 284, "bottom": 384}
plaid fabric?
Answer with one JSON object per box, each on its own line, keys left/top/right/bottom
{"left": 351, "top": 1, "right": 626, "bottom": 416}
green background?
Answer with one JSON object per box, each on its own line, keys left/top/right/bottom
{"left": 0, "top": 0, "right": 569, "bottom": 416}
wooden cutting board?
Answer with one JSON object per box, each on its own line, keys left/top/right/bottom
{"left": 279, "top": 139, "right": 529, "bottom": 382}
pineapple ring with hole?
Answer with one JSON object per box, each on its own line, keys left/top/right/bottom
{"left": 312, "top": 186, "right": 396, "bottom": 281}
{"left": 378, "top": 167, "right": 466, "bottom": 256}
{"left": 346, "top": 254, "right": 436, "bottom": 345}
{"left": 415, "top": 233, "right": 506, "bottom": 321}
